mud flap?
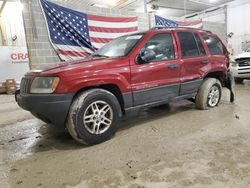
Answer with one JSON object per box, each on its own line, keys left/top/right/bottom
{"left": 225, "top": 72, "right": 235, "bottom": 102}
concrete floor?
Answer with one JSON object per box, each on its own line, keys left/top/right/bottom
{"left": 0, "top": 81, "right": 250, "bottom": 188}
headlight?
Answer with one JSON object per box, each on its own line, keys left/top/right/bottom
{"left": 230, "top": 62, "right": 237, "bottom": 67}
{"left": 30, "top": 77, "right": 60, "bottom": 93}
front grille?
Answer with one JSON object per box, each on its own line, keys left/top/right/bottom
{"left": 238, "top": 68, "right": 250, "bottom": 71}
{"left": 20, "top": 78, "right": 32, "bottom": 94}
{"left": 237, "top": 59, "right": 250, "bottom": 67}
{"left": 238, "top": 72, "right": 250, "bottom": 75}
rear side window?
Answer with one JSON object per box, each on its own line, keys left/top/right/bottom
{"left": 177, "top": 32, "right": 200, "bottom": 57}
{"left": 194, "top": 33, "right": 206, "bottom": 55}
{"left": 202, "top": 35, "right": 224, "bottom": 55}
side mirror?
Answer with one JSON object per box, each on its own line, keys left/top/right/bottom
{"left": 137, "top": 49, "right": 156, "bottom": 64}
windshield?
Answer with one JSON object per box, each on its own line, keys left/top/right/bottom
{"left": 92, "top": 34, "right": 143, "bottom": 58}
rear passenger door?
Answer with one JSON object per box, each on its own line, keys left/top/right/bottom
{"left": 175, "top": 31, "right": 208, "bottom": 95}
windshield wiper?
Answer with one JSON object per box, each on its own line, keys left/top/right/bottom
{"left": 92, "top": 54, "right": 110, "bottom": 58}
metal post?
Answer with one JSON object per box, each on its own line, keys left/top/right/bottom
{"left": 224, "top": 5, "right": 228, "bottom": 42}
{"left": 0, "top": 0, "right": 7, "bottom": 46}
{"left": 184, "top": 0, "right": 187, "bottom": 18}
{"left": 143, "top": 0, "right": 151, "bottom": 29}
{"left": 144, "top": 0, "right": 147, "bottom": 13}
{"left": 0, "top": 0, "right": 7, "bottom": 15}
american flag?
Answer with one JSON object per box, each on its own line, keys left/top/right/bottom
{"left": 155, "top": 15, "right": 203, "bottom": 29}
{"left": 40, "top": 0, "right": 138, "bottom": 61}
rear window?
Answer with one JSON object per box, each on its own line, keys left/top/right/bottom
{"left": 177, "top": 32, "right": 200, "bottom": 57}
{"left": 202, "top": 35, "right": 224, "bottom": 55}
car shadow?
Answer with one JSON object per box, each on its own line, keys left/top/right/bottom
{"left": 30, "top": 100, "right": 195, "bottom": 153}
{"left": 120, "top": 100, "right": 195, "bottom": 131}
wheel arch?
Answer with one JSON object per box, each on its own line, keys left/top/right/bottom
{"left": 73, "top": 84, "right": 125, "bottom": 113}
{"left": 204, "top": 71, "right": 226, "bottom": 86}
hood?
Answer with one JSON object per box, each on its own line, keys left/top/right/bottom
{"left": 235, "top": 52, "right": 250, "bottom": 60}
{"left": 27, "top": 56, "right": 128, "bottom": 76}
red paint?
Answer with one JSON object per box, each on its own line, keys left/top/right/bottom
{"left": 25, "top": 28, "right": 229, "bottom": 95}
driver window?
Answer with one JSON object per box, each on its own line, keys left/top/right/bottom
{"left": 141, "top": 33, "right": 175, "bottom": 62}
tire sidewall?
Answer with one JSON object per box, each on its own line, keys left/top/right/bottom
{"left": 70, "top": 90, "right": 121, "bottom": 145}
{"left": 195, "top": 78, "right": 222, "bottom": 110}
{"left": 206, "top": 82, "right": 222, "bottom": 108}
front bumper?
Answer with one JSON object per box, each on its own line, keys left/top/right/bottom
{"left": 230, "top": 65, "right": 250, "bottom": 78}
{"left": 15, "top": 91, "right": 74, "bottom": 127}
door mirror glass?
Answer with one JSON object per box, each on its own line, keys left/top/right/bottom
{"left": 138, "top": 49, "right": 156, "bottom": 63}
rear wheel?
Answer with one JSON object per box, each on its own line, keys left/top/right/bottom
{"left": 66, "top": 89, "right": 122, "bottom": 145}
{"left": 195, "top": 78, "right": 222, "bottom": 110}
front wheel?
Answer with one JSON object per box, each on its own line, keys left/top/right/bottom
{"left": 195, "top": 78, "right": 222, "bottom": 110}
{"left": 66, "top": 89, "right": 122, "bottom": 145}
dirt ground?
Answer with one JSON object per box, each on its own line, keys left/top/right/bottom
{"left": 1, "top": 81, "right": 250, "bottom": 188}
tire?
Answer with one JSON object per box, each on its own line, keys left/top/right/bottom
{"left": 235, "top": 78, "right": 244, "bottom": 84}
{"left": 195, "top": 78, "right": 222, "bottom": 110}
{"left": 66, "top": 89, "right": 122, "bottom": 145}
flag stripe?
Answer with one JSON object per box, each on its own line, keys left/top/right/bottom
{"left": 88, "top": 14, "right": 137, "bottom": 22}
{"left": 88, "top": 26, "right": 138, "bottom": 33}
{"left": 88, "top": 20, "right": 138, "bottom": 28}
{"left": 55, "top": 44, "right": 93, "bottom": 53}
{"left": 89, "top": 31, "right": 136, "bottom": 39}
{"left": 59, "top": 54, "right": 88, "bottom": 60}
{"left": 57, "top": 49, "right": 91, "bottom": 57}
{"left": 179, "top": 21, "right": 202, "bottom": 26}
{"left": 90, "top": 37, "right": 112, "bottom": 44}
{"left": 179, "top": 22, "right": 203, "bottom": 29}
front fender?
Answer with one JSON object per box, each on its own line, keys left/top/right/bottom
{"left": 57, "top": 72, "right": 131, "bottom": 94}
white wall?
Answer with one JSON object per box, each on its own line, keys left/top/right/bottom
{"left": 202, "top": 11, "right": 225, "bottom": 23}
{"left": 0, "top": 1, "right": 27, "bottom": 46}
{"left": 183, "top": 9, "right": 226, "bottom": 24}
{"left": 227, "top": 0, "right": 250, "bottom": 56}
{"left": 182, "top": 0, "right": 250, "bottom": 57}
{"left": 21, "top": 0, "right": 150, "bottom": 67}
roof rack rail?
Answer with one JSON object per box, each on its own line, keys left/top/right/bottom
{"left": 151, "top": 25, "right": 212, "bottom": 33}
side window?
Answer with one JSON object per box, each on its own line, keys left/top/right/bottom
{"left": 177, "top": 32, "right": 200, "bottom": 57}
{"left": 140, "top": 33, "right": 175, "bottom": 62}
{"left": 194, "top": 33, "right": 206, "bottom": 55}
{"left": 202, "top": 35, "right": 224, "bottom": 55}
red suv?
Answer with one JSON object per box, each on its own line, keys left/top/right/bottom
{"left": 16, "top": 27, "right": 235, "bottom": 145}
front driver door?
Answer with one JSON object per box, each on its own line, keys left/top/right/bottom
{"left": 130, "top": 32, "right": 181, "bottom": 106}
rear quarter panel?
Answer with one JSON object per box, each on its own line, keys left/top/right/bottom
{"left": 200, "top": 33, "right": 228, "bottom": 76}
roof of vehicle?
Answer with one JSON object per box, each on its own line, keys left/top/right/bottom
{"left": 152, "top": 26, "right": 212, "bottom": 33}
{"left": 134, "top": 26, "right": 212, "bottom": 35}
{"left": 123, "top": 26, "right": 213, "bottom": 39}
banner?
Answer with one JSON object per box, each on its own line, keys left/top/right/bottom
{"left": 0, "top": 46, "right": 29, "bottom": 83}
{"left": 40, "top": 0, "right": 138, "bottom": 60}
{"left": 155, "top": 15, "right": 203, "bottom": 29}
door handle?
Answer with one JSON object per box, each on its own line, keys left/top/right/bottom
{"left": 201, "top": 60, "right": 209, "bottom": 65}
{"left": 168, "top": 64, "right": 179, "bottom": 69}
